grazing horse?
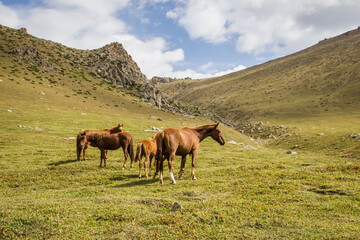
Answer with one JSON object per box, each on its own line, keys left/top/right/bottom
{"left": 78, "top": 131, "right": 134, "bottom": 169}
{"left": 135, "top": 131, "right": 162, "bottom": 179}
{"left": 154, "top": 123, "right": 225, "bottom": 185}
{"left": 76, "top": 124, "right": 123, "bottom": 161}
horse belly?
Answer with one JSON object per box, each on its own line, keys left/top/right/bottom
{"left": 175, "top": 146, "right": 191, "bottom": 156}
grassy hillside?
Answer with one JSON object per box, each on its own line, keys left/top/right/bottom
{"left": 0, "top": 25, "right": 359, "bottom": 239}
{"left": 158, "top": 28, "right": 360, "bottom": 122}
{"left": 157, "top": 27, "right": 360, "bottom": 159}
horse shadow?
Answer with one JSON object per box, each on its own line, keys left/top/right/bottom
{"left": 48, "top": 159, "right": 78, "bottom": 166}
{"left": 111, "top": 174, "right": 158, "bottom": 188}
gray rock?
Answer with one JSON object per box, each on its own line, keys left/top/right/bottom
{"left": 243, "top": 145, "right": 256, "bottom": 149}
{"left": 63, "top": 137, "right": 76, "bottom": 140}
{"left": 286, "top": 151, "right": 297, "bottom": 155}
{"left": 171, "top": 202, "right": 183, "bottom": 212}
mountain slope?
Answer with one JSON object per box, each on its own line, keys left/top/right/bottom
{"left": 157, "top": 27, "right": 360, "bottom": 126}
{"left": 0, "top": 25, "right": 175, "bottom": 110}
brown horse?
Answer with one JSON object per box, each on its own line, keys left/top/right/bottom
{"left": 78, "top": 131, "right": 134, "bottom": 169}
{"left": 154, "top": 123, "right": 225, "bottom": 184}
{"left": 76, "top": 124, "right": 123, "bottom": 161}
{"left": 135, "top": 131, "right": 162, "bottom": 179}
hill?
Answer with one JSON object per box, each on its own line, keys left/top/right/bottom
{"left": 156, "top": 27, "right": 360, "bottom": 127}
{"left": 0, "top": 25, "right": 359, "bottom": 239}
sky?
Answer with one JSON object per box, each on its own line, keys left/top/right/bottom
{"left": 0, "top": 0, "right": 359, "bottom": 79}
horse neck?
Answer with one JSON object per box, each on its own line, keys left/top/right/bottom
{"left": 191, "top": 126, "right": 213, "bottom": 142}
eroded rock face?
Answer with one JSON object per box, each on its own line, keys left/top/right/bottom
{"left": 91, "top": 42, "right": 147, "bottom": 88}
{"left": 9, "top": 45, "right": 58, "bottom": 71}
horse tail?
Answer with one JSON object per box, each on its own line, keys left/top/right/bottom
{"left": 154, "top": 131, "right": 165, "bottom": 178}
{"left": 135, "top": 142, "right": 142, "bottom": 163}
{"left": 76, "top": 132, "right": 82, "bottom": 161}
{"left": 128, "top": 137, "right": 135, "bottom": 164}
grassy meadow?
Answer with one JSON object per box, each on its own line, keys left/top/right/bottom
{"left": 0, "top": 25, "right": 359, "bottom": 239}
{"left": 0, "top": 62, "right": 359, "bottom": 240}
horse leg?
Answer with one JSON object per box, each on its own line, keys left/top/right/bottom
{"left": 77, "top": 146, "right": 82, "bottom": 161}
{"left": 178, "top": 155, "right": 186, "bottom": 180}
{"left": 169, "top": 152, "right": 176, "bottom": 185}
{"left": 148, "top": 155, "right": 154, "bottom": 177}
{"left": 138, "top": 154, "right": 142, "bottom": 178}
{"left": 100, "top": 150, "right": 104, "bottom": 167}
{"left": 144, "top": 155, "right": 150, "bottom": 179}
{"left": 159, "top": 157, "right": 164, "bottom": 185}
{"left": 121, "top": 145, "right": 128, "bottom": 170}
{"left": 83, "top": 144, "right": 89, "bottom": 161}
{"left": 191, "top": 149, "right": 198, "bottom": 180}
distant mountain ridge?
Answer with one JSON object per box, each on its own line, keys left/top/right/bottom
{"left": 156, "top": 27, "right": 360, "bottom": 128}
{"left": 0, "top": 24, "right": 177, "bottom": 111}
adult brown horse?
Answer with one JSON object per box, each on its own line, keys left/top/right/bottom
{"left": 135, "top": 131, "right": 162, "bottom": 179}
{"left": 76, "top": 124, "right": 123, "bottom": 161}
{"left": 78, "top": 131, "right": 134, "bottom": 170}
{"left": 154, "top": 123, "right": 225, "bottom": 184}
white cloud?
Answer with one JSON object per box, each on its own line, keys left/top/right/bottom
{"left": 167, "top": 0, "right": 360, "bottom": 56}
{"left": 114, "top": 35, "right": 185, "bottom": 78}
{"left": 161, "top": 64, "right": 246, "bottom": 79}
{"left": 0, "top": 2, "right": 20, "bottom": 27}
{"left": 0, "top": 0, "right": 186, "bottom": 79}
{"left": 200, "top": 61, "right": 214, "bottom": 71}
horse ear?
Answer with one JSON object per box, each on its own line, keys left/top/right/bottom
{"left": 215, "top": 123, "right": 220, "bottom": 128}
{"left": 120, "top": 123, "right": 124, "bottom": 127}
{"left": 81, "top": 130, "right": 86, "bottom": 136}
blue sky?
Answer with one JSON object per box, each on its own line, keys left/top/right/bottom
{"left": 1, "top": 0, "right": 360, "bottom": 79}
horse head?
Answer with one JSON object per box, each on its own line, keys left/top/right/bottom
{"left": 78, "top": 130, "right": 88, "bottom": 147}
{"left": 210, "top": 123, "right": 226, "bottom": 145}
{"left": 109, "top": 124, "right": 124, "bottom": 133}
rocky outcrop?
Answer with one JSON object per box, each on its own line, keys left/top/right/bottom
{"left": 151, "top": 76, "right": 191, "bottom": 84}
{"left": 90, "top": 42, "right": 147, "bottom": 88}
{"left": 87, "top": 43, "right": 172, "bottom": 109}
{"left": 8, "top": 45, "right": 58, "bottom": 71}
{"left": 2, "top": 25, "right": 179, "bottom": 111}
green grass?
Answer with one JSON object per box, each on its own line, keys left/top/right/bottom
{"left": 1, "top": 76, "right": 359, "bottom": 239}
{"left": 0, "top": 24, "right": 359, "bottom": 239}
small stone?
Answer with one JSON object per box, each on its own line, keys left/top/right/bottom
{"left": 7, "top": 109, "right": 12, "bottom": 112}
{"left": 170, "top": 202, "right": 183, "bottom": 212}
{"left": 63, "top": 137, "right": 76, "bottom": 140}
{"left": 286, "top": 151, "right": 297, "bottom": 155}
{"left": 157, "top": 118, "right": 163, "bottom": 121}
{"left": 243, "top": 145, "right": 256, "bottom": 149}
{"left": 18, "top": 125, "right": 26, "bottom": 128}
{"left": 228, "top": 140, "right": 238, "bottom": 144}
{"left": 318, "top": 133, "right": 324, "bottom": 136}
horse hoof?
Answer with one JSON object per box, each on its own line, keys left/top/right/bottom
{"left": 178, "top": 177, "right": 183, "bottom": 180}
{"left": 121, "top": 167, "right": 125, "bottom": 170}
{"left": 172, "top": 181, "right": 177, "bottom": 185}
{"left": 192, "top": 177, "right": 197, "bottom": 180}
